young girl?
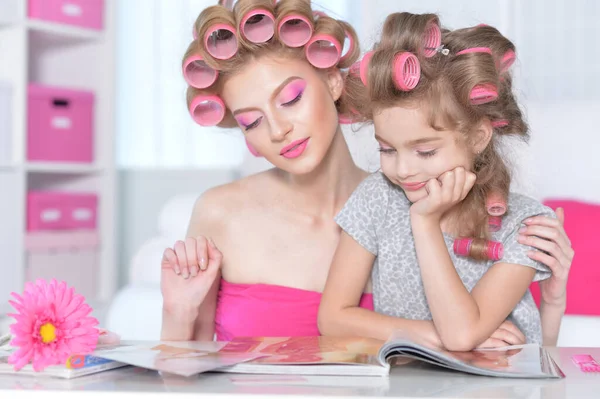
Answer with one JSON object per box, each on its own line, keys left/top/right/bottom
{"left": 319, "top": 12, "right": 561, "bottom": 350}
{"left": 161, "top": 1, "right": 573, "bottom": 347}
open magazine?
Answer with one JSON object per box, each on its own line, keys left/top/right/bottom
{"left": 0, "top": 350, "right": 129, "bottom": 379}
{"left": 94, "top": 335, "right": 564, "bottom": 379}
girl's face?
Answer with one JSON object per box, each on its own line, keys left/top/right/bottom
{"left": 221, "top": 55, "right": 344, "bottom": 175}
{"left": 373, "top": 104, "right": 476, "bottom": 203}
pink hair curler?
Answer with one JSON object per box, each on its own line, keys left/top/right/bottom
{"left": 423, "top": 21, "right": 442, "bottom": 58}
{"left": 312, "top": 10, "right": 327, "bottom": 19}
{"left": 359, "top": 51, "right": 374, "bottom": 86}
{"left": 486, "top": 191, "right": 507, "bottom": 216}
{"left": 245, "top": 140, "right": 262, "bottom": 157}
{"left": 488, "top": 216, "right": 502, "bottom": 232}
{"left": 456, "top": 47, "right": 493, "bottom": 56}
{"left": 453, "top": 238, "right": 504, "bottom": 261}
{"left": 491, "top": 119, "right": 509, "bottom": 128}
{"left": 392, "top": 52, "right": 421, "bottom": 91}
{"left": 470, "top": 83, "right": 498, "bottom": 105}
{"left": 500, "top": 49, "right": 516, "bottom": 72}
{"left": 348, "top": 61, "right": 360, "bottom": 77}
{"left": 278, "top": 14, "right": 313, "bottom": 47}
{"left": 204, "top": 23, "right": 238, "bottom": 60}
{"left": 189, "top": 95, "right": 226, "bottom": 126}
{"left": 477, "top": 23, "right": 489, "bottom": 27}
{"left": 305, "top": 34, "right": 342, "bottom": 69}
{"left": 240, "top": 9, "right": 275, "bottom": 43}
{"left": 182, "top": 55, "right": 219, "bottom": 89}
{"left": 339, "top": 30, "right": 354, "bottom": 64}
{"left": 338, "top": 113, "right": 354, "bottom": 125}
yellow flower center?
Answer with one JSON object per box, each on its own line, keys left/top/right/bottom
{"left": 39, "top": 323, "right": 56, "bottom": 344}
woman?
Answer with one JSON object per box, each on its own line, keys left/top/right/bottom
{"left": 161, "top": 0, "right": 573, "bottom": 346}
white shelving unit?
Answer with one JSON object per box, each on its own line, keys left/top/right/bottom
{"left": 0, "top": 0, "right": 117, "bottom": 316}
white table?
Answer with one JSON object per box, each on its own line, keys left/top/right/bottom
{"left": 0, "top": 347, "right": 599, "bottom": 399}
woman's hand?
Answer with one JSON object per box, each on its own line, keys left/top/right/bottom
{"left": 518, "top": 207, "right": 574, "bottom": 307}
{"left": 161, "top": 236, "right": 222, "bottom": 310}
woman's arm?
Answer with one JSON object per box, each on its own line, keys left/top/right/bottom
{"left": 520, "top": 207, "right": 574, "bottom": 346}
{"left": 160, "top": 190, "right": 224, "bottom": 341}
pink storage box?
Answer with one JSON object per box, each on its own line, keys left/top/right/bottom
{"left": 26, "top": 231, "right": 100, "bottom": 300}
{"left": 28, "top": 191, "right": 98, "bottom": 231}
{"left": 28, "top": 0, "right": 104, "bottom": 30}
{"left": 27, "top": 84, "right": 94, "bottom": 163}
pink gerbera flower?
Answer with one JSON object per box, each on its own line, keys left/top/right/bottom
{"left": 7, "top": 279, "right": 99, "bottom": 371}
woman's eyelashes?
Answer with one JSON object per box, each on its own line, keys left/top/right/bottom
{"left": 279, "top": 80, "right": 306, "bottom": 107}
{"left": 237, "top": 80, "right": 307, "bottom": 131}
{"left": 417, "top": 149, "right": 437, "bottom": 158}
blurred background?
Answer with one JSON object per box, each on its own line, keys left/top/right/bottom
{"left": 0, "top": 0, "right": 598, "bottom": 344}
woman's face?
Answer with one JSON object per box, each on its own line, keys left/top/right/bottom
{"left": 221, "top": 55, "right": 344, "bottom": 175}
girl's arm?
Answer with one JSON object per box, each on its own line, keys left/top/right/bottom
{"left": 409, "top": 168, "right": 544, "bottom": 351}
{"left": 411, "top": 217, "right": 536, "bottom": 351}
{"left": 318, "top": 231, "right": 445, "bottom": 347}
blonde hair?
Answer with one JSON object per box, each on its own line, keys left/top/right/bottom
{"left": 342, "top": 12, "right": 526, "bottom": 240}
{"left": 183, "top": 0, "right": 360, "bottom": 128}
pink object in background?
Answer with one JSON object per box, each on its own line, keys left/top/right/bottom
{"left": 530, "top": 199, "right": 600, "bottom": 316}
{"left": 25, "top": 231, "right": 100, "bottom": 300}
{"left": 27, "top": 192, "right": 98, "bottom": 231}
{"left": 27, "top": 84, "right": 94, "bottom": 163}
{"left": 28, "top": 0, "right": 104, "bottom": 30}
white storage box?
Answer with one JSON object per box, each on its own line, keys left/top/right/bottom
{"left": 0, "top": 0, "right": 21, "bottom": 25}
{"left": 0, "top": 81, "right": 11, "bottom": 165}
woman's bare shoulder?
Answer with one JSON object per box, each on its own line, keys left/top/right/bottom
{"left": 188, "top": 169, "right": 277, "bottom": 229}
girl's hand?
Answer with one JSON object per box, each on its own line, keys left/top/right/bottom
{"left": 476, "top": 320, "right": 526, "bottom": 348}
{"left": 518, "top": 207, "right": 574, "bottom": 307}
{"left": 410, "top": 167, "right": 477, "bottom": 222}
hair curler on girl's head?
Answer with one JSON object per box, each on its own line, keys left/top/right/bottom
{"left": 338, "top": 12, "right": 529, "bottom": 257}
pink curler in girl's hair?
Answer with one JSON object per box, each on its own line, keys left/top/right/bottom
{"left": 359, "top": 51, "right": 374, "bottom": 86}
{"left": 453, "top": 238, "right": 504, "bottom": 261}
{"left": 470, "top": 83, "right": 498, "bottom": 105}
{"left": 305, "top": 34, "right": 342, "bottom": 69}
{"left": 348, "top": 61, "right": 360, "bottom": 77}
{"left": 277, "top": 14, "right": 313, "bottom": 47}
{"left": 240, "top": 9, "right": 275, "bottom": 43}
{"left": 245, "top": 140, "right": 262, "bottom": 157}
{"left": 204, "top": 23, "right": 238, "bottom": 60}
{"left": 392, "top": 52, "right": 421, "bottom": 91}
{"left": 312, "top": 10, "right": 327, "bottom": 19}
{"left": 182, "top": 55, "right": 219, "bottom": 89}
{"left": 491, "top": 119, "right": 509, "bottom": 128}
{"left": 488, "top": 216, "right": 502, "bottom": 232}
{"left": 189, "top": 95, "right": 226, "bottom": 126}
{"left": 486, "top": 191, "right": 507, "bottom": 216}
{"left": 456, "top": 47, "right": 493, "bottom": 56}
{"left": 423, "top": 21, "right": 442, "bottom": 58}
{"left": 500, "top": 49, "right": 516, "bottom": 73}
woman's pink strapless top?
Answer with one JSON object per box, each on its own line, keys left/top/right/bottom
{"left": 214, "top": 279, "right": 374, "bottom": 341}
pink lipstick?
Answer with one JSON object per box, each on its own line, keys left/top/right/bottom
{"left": 280, "top": 138, "right": 310, "bottom": 159}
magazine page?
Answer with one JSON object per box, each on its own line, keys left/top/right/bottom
{"left": 0, "top": 350, "right": 128, "bottom": 379}
{"left": 378, "top": 332, "right": 564, "bottom": 379}
{"left": 215, "top": 336, "right": 390, "bottom": 376}
{"left": 93, "top": 341, "right": 265, "bottom": 377}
